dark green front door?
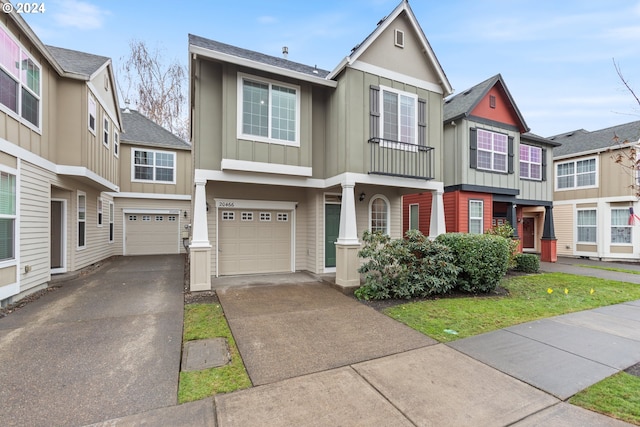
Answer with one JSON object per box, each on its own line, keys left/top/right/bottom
{"left": 325, "top": 204, "right": 341, "bottom": 268}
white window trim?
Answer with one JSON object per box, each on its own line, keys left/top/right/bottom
{"left": 409, "top": 203, "right": 419, "bottom": 230}
{"left": 469, "top": 199, "right": 484, "bottom": 234}
{"left": 97, "top": 197, "right": 103, "bottom": 227}
{"left": 368, "top": 194, "right": 391, "bottom": 235}
{"left": 0, "top": 164, "right": 18, "bottom": 269}
{"left": 236, "top": 72, "right": 301, "bottom": 147}
{"left": 519, "top": 144, "right": 542, "bottom": 181}
{"left": 0, "top": 23, "right": 42, "bottom": 134}
{"left": 113, "top": 130, "right": 119, "bottom": 157}
{"left": 576, "top": 208, "right": 597, "bottom": 244}
{"left": 103, "top": 117, "right": 110, "bottom": 148}
{"left": 88, "top": 94, "right": 97, "bottom": 135}
{"left": 108, "top": 201, "right": 114, "bottom": 243}
{"left": 379, "top": 84, "right": 419, "bottom": 149}
{"left": 555, "top": 157, "right": 598, "bottom": 191}
{"left": 77, "top": 191, "right": 86, "bottom": 250}
{"left": 131, "top": 148, "right": 177, "bottom": 184}
{"left": 476, "top": 129, "right": 508, "bottom": 173}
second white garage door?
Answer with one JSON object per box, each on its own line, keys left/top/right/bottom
{"left": 125, "top": 213, "right": 180, "bottom": 255}
{"left": 218, "top": 209, "right": 292, "bottom": 275}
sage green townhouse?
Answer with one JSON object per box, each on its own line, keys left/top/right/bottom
{"left": 188, "top": 0, "right": 453, "bottom": 291}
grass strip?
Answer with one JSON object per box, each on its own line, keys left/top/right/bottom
{"left": 178, "top": 303, "right": 251, "bottom": 403}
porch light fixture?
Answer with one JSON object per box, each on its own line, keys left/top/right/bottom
{"left": 359, "top": 192, "right": 366, "bottom": 202}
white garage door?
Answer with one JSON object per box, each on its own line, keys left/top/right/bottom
{"left": 125, "top": 213, "right": 180, "bottom": 255}
{"left": 218, "top": 209, "right": 292, "bottom": 275}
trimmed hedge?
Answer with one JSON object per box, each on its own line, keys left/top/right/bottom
{"left": 355, "top": 230, "right": 460, "bottom": 300}
{"left": 514, "top": 253, "right": 540, "bottom": 273}
{"left": 435, "top": 233, "right": 510, "bottom": 293}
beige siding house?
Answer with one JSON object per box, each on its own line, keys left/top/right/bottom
{"left": 0, "top": 9, "right": 123, "bottom": 303}
{"left": 108, "top": 108, "right": 192, "bottom": 256}
{"left": 188, "top": 0, "right": 453, "bottom": 291}
{"left": 551, "top": 120, "right": 640, "bottom": 260}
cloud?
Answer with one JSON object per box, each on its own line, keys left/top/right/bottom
{"left": 52, "top": 0, "right": 110, "bottom": 30}
{"left": 257, "top": 15, "right": 278, "bottom": 24}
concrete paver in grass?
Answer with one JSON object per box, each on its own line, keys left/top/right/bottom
{"left": 506, "top": 319, "right": 640, "bottom": 370}
{"left": 353, "top": 344, "right": 558, "bottom": 426}
{"left": 512, "top": 402, "right": 635, "bottom": 427}
{"left": 448, "top": 330, "right": 617, "bottom": 400}
{"left": 214, "top": 367, "right": 415, "bottom": 427}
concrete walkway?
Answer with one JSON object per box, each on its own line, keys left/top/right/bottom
{"left": 0, "top": 255, "right": 185, "bottom": 427}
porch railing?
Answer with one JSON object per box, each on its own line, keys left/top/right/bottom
{"left": 368, "top": 137, "right": 434, "bottom": 180}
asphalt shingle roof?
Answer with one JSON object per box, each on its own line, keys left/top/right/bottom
{"left": 46, "top": 45, "right": 110, "bottom": 77}
{"left": 189, "top": 34, "right": 331, "bottom": 79}
{"left": 550, "top": 120, "right": 640, "bottom": 157}
{"left": 444, "top": 74, "right": 501, "bottom": 122}
{"left": 120, "top": 109, "right": 190, "bottom": 150}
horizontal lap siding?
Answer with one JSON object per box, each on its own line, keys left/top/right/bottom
{"left": 554, "top": 204, "right": 574, "bottom": 256}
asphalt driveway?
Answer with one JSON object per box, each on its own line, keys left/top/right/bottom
{"left": 0, "top": 255, "right": 184, "bottom": 427}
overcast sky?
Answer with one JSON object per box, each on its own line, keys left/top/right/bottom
{"left": 19, "top": 0, "right": 640, "bottom": 137}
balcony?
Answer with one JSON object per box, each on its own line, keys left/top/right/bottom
{"left": 368, "top": 138, "right": 434, "bottom": 180}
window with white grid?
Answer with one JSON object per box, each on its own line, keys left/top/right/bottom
{"left": 477, "top": 129, "right": 507, "bottom": 172}
{"left": 370, "top": 197, "right": 389, "bottom": 235}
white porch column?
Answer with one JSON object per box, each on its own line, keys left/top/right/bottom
{"left": 429, "top": 189, "right": 447, "bottom": 238}
{"left": 335, "top": 181, "right": 361, "bottom": 291}
{"left": 337, "top": 182, "right": 359, "bottom": 245}
{"left": 189, "top": 178, "right": 211, "bottom": 291}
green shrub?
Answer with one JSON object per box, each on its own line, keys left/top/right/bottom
{"left": 435, "top": 233, "right": 510, "bottom": 293}
{"left": 355, "top": 229, "right": 460, "bottom": 300}
{"left": 485, "top": 223, "right": 519, "bottom": 269}
{"left": 514, "top": 253, "right": 540, "bottom": 273}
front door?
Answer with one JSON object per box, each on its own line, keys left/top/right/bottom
{"left": 50, "top": 200, "right": 65, "bottom": 272}
{"left": 523, "top": 217, "right": 535, "bottom": 249}
{"left": 325, "top": 204, "right": 341, "bottom": 268}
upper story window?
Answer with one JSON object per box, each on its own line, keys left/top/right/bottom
{"left": 103, "top": 117, "right": 110, "bottom": 147}
{"left": 132, "top": 149, "right": 176, "bottom": 184}
{"left": 238, "top": 73, "right": 300, "bottom": 146}
{"left": 88, "top": 94, "right": 96, "bottom": 133}
{"left": 113, "top": 131, "right": 119, "bottom": 157}
{"left": 382, "top": 87, "right": 417, "bottom": 145}
{"left": 520, "top": 145, "right": 542, "bottom": 180}
{"left": 476, "top": 129, "right": 507, "bottom": 172}
{"left": 556, "top": 157, "right": 596, "bottom": 190}
{"left": 0, "top": 25, "right": 41, "bottom": 130}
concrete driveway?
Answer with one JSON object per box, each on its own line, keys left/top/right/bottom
{"left": 0, "top": 255, "right": 184, "bottom": 427}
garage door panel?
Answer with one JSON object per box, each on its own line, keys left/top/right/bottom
{"left": 126, "top": 214, "right": 179, "bottom": 255}
{"left": 218, "top": 209, "right": 292, "bottom": 275}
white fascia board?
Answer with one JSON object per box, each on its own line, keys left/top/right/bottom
{"left": 195, "top": 168, "right": 443, "bottom": 192}
{"left": 553, "top": 196, "right": 637, "bottom": 206}
{"left": 214, "top": 198, "right": 296, "bottom": 210}
{"left": 553, "top": 142, "right": 640, "bottom": 162}
{"left": 221, "top": 158, "right": 312, "bottom": 177}
{"left": 349, "top": 61, "right": 444, "bottom": 95}
{"left": 123, "top": 208, "right": 181, "bottom": 215}
{"left": 56, "top": 165, "right": 119, "bottom": 192}
{"left": 87, "top": 83, "right": 120, "bottom": 126}
{"left": 107, "top": 192, "right": 191, "bottom": 200}
{"left": 190, "top": 45, "right": 337, "bottom": 88}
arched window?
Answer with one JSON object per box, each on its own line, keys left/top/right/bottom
{"left": 369, "top": 195, "right": 390, "bottom": 235}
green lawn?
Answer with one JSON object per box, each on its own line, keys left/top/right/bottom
{"left": 570, "top": 372, "right": 640, "bottom": 425}
{"left": 385, "top": 272, "right": 640, "bottom": 343}
{"left": 178, "top": 304, "right": 252, "bottom": 403}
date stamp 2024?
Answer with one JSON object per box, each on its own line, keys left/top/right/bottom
{"left": 2, "top": 2, "right": 46, "bottom": 14}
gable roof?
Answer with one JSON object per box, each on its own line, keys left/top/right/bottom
{"left": 444, "top": 74, "right": 528, "bottom": 129}
{"left": 46, "top": 45, "right": 110, "bottom": 78}
{"left": 189, "top": 34, "right": 335, "bottom": 87}
{"left": 550, "top": 120, "right": 640, "bottom": 158}
{"left": 120, "top": 109, "right": 190, "bottom": 150}
{"left": 327, "top": 0, "right": 452, "bottom": 96}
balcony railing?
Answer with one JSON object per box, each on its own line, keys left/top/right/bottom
{"left": 368, "top": 137, "right": 434, "bottom": 180}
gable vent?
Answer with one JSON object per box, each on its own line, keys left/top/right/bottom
{"left": 395, "top": 29, "right": 405, "bottom": 48}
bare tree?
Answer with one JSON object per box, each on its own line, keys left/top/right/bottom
{"left": 119, "top": 40, "right": 189, "bottom": 141}
{"left": 609, "top": 60, "right": 640, "bottom": 199}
